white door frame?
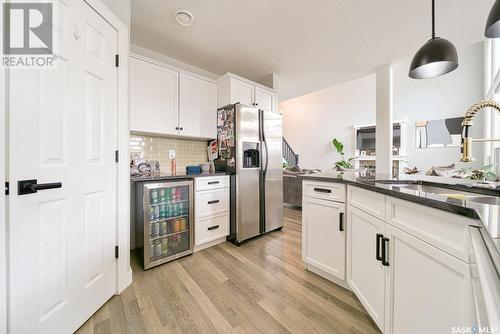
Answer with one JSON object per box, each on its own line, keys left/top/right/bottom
{"left": 1, "top": 1, "right": 7, "bottom": 333}
{"left": 1, "top": 1, "right": 131, "bottom": 332}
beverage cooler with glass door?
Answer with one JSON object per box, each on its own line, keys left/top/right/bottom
{"left": 135, "top": 180, "right": 194, "bottom": 269}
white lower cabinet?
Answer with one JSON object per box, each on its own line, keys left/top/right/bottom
{"left": 302, "top": 184, "right": 477, "bottom": 333}
{"left": 347, "top": 205, "right": 387, "bottom": 331}
{"left": 302, "top": 188, "right": 346, "bottom": 281}
{"left": 194, "top": 176, "right": 230, "bottom": 250}
{"left": 384, "top": 224, "right": 471, "bottom": 334}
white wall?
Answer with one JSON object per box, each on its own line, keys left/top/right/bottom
{"left": 393, "top": 41, "right": 485, "bottom": 171}
{"left": 281, "top": 42, "right": 485, "bottom": 173}
{"left": 280, "top": 74, "right": 376, "bottom": 171}
{"left": 100, "top": 0, "right": 131, "bottom": 28}
{"left": 131, "top": 44, "right": 219, "bottom": 80}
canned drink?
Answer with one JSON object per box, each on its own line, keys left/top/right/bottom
{"left": 154, "top": 240, "right": 162, "bottom": 257}
{"left": 160, "top": 221, "right": 167, "bottom": 236}
{"left": 150, "top": 189, "right": 158, "bottom": 204}
{"left": 178, "top": 202, "right": 184, "bottom": 215}
{"left": 150, "top": 243, "right": 155, "bottom": 258}
{"left": 149, "top": 207, "right": 155, "bottom": 220}
{"left": 164, "top": 188, "right": 171, "bottom": 202}
{"left": 159, "top": 188, "right": 165, "bottom": 203}
{"left": 173, "top": 203, "right": 179, "bottom": 216}
{"left": 166, "top": 203, "right": 173, "bottom": 217}
{"left": 154, "top": 206, "right": 160, "bottom": 220}
{"left": 179, "top": 218, "right": 187, "bottom": 231}
{"left": 161, "top": 238, "right": 169, "bottom": 255}
{"left": 175, "top": 219, "right": 181, "bottom": 232}
{"left": 153, "top": 222, "right": 160, "bottom": 237}
{"left": 159, "top": 204, "right": 166, "bottom": 218}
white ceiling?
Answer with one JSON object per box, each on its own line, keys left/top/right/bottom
{"left": 131, "top": 0, "right": 493, "bottom": 101}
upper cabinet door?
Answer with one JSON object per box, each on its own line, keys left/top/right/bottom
{"left": 230, "top": 78, "right": 254, "bottom": 107}
{"left": 179, "top": 73, "right": 217, "bottom": 139}
{"left": 254, "top": 86, "right": 274, "bottom": 112}
{"left": 130, "top": 57, "right": 179, "bottom": 135}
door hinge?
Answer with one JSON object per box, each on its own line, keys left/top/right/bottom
{"left": 115, "top": 245, "right": 119, "bottom": 259}
{"left": 115, "top": 150, "right": 119, "bottom": 163}
{"left": 5, "top": 182, "right": 9, "bottom": 195}
{"left": 115, "top": 54, "right": 119, "bottom": 67}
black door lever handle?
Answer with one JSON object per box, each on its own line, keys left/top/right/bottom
{"left": 18, "top": 179, "right": 62, "bottom": 195}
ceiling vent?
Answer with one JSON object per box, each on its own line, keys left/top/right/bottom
{"left": 175, "top": 9, "right": 195, "bottom": 27}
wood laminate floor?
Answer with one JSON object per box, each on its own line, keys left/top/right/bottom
{"left": 76, "top": 208, "right": 380, "bottom": 334}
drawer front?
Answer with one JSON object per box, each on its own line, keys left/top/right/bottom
{"left": 195, "top": 212, "right": 229, "bottom": 246}
{"left": 347, "top": 185, "right": 386, "bottom": 220}
{"left": 195, "top": 188, "right": 229, "bottom": 218}
{"left": 303, "top": 181, "right": 345, "bottom": 202}
{"left": 385, "top": 197, "right": 471, "bottom": 262}
{"left": 195, "top": 175, "right": 229, "bottom": 191}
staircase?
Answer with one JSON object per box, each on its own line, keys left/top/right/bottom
{"left": 283, "top": 137, "right": 299, "bottom": 167}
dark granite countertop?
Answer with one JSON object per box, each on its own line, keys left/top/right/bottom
{"left": 300, "top": 171, "right": 500, "bottom": 275}
{"left": 130, "top": 172, "right": 230, "bottom": 182}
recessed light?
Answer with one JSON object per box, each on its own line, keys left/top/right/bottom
{"left": 175, "top": 9, "right": 195, "bottom": 27}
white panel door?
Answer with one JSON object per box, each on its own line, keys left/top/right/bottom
{"left": 303, "top": 197, "right": 345, "bottom": 280}
{"left": 384, "top": 225, "right": 472, "bottom": 334}
{"left": 254, "top": 86, "right": 274, "bottom": 111}
{"left": 347, "top": 205, "right": 386, "bottom": 332}
{"left": 230, "top": 78, "right": 254, "bottom": 106}
{"left": 130, "top": 57, "right": 179, "bottom": 135}
{"left": 179, "top": 73, "right": 217, "bottom": 138}
{"left": 7, "top": 1, "right": 118, "bottom": 333}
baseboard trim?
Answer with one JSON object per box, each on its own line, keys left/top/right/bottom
{"left": 305, "top": 262, "right": 351, "bottom": 290}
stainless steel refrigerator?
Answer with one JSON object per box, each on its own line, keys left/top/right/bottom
{"left": 215, "top": 103, "right": 283, "bottom": 244}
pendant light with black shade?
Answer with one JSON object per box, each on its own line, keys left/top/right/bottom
{"left": 409, "top": 0, "right": 458, "bottom": 79}
{"left": 485, "top": 0, "right": 500, "bottom": 38}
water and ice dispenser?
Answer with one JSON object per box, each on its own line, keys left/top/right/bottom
{"left": 242, "top": 142, "right": 260, "bottom": 168}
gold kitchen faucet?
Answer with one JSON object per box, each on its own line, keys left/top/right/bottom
{"left": 461, "top": 100, "right": 500, "bottom": 162}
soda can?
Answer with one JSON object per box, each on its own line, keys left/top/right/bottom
{"left": 150, "top": 189, "right": 158, "bottom": 204}
{"left": 153, "top": 206, "right": 160, "bottom": 220}
{"left": 179, "top": 218, "right": 187, "bottom": 231}
{"left": 160, "top": 221, "right": 167, "bottom": 236}
{"left": 164, "top": 188, "right": 171, "bottom": 202}
{"left": 173, "top": 203, "right": 180, "bottom": 217}
{"left": 159, "top": 204, "right": 166, "bottom": 218}
{"left": 153, "top": 222, "right": 160, "bottom": 237}
{"left": 150, "top": 243, "right": 155, "bottom": 258}
{"left": 178, "top": 202, "right": 184, "bottom": 215}
{"left": 149, "top": 207, "right": 155, "bottom": 220}
{"left": 166, "top": 203, "right": 173, "bottom": 217}
{"left": 161, "top": 238, "right": 169, "bottom": 255}
{"left": 154, "top": 240, "right": 162, "bottom": 257}
{"left": 159, "top": 188, "right": 165, "bottom": 203}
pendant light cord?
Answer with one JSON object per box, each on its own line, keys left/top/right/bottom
{"left": 432, "top": 0, "right": 436, "bottom": 39}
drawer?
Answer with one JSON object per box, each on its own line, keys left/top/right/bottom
{"left": 303, "top": 181, "right": 345, "bottom": 202}
{"left": 195, "top": 188, "right": 229, "bottom": 218}
{"left": 195, "top": 175, "right": 229, "bottom": 191}
{"left": 386, "top": 197, "right": 471, "bottom": 262}
{"left": 195, "top": 212, "right": 229, "bottom": 246}
{"left": 347, "top": 185, "right": 386, "bottom": 220}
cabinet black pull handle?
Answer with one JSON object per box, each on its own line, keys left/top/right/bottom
{"left": 313, "top": 187, "right": 331, "bottom": 194}
{"left": 381, "top": 237, "right": 390, "bottom": 266}
{"left": 180, "top": 127, "right": 183, "bottom": 131}
{"left": 338, "top": 212, "right": 344, "bottom": 231}
{"left": 208, "top": 181, "right": 220, "bottom": 185}
{"left": 208, "top": 225, "right": 220, "bottom": 231}
{"left": 376, "top": 234, "right": 383, "bottom": 261}
{"left": 18, "top": 179, "right": 62, "bottom": 195}
{"left": 208, "top": 200, "right": 219, "bottom": 205}
{"left": 175, "top": 126, "right": 179, "bottom": 130}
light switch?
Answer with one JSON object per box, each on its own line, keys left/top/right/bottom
{"left": 168, "top": 149, "right": 176, "bottom": 159}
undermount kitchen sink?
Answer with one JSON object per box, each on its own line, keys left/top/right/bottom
{"left": 375, "top": 181, "right": 500, "bottom": 206}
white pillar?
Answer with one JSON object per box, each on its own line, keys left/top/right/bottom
{"left": 376, "top": 64, "right": 394, "bottom": 177}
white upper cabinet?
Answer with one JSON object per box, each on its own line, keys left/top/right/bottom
{"left": 229, "top": 78, "right": 254, "bottom": 107}
{"left": 179, "top": 73, "right": 217, "bottom": 139}
{"left": 218, "top": 73, "right": 276, "bottom": 112}
{"left": 130, "top": 57, "right": 179, "bottom": 135}
{"left": 254, "top": 86, "right": 274, "bottom": 112}
{"left": 130, "top": 55, "right": 218, "bottom": 139}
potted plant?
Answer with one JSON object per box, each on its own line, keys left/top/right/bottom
{"left": 332, "top": 138, "right": 354, "bottom": 171}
